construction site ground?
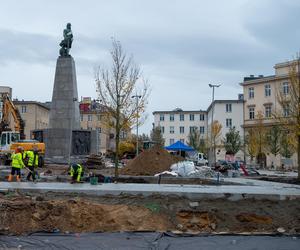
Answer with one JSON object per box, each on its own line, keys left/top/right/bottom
{"left": 0, "top": 149, "right": 300, "bottom": 242}
{"left": 0, "top": 167, "right": 300, "bottom": 237}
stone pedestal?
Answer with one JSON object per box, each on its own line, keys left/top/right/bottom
{"left": 45, "top": 56, "right": 80, "bottom": 162}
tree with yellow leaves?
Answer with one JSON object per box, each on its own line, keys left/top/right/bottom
{"left": 209, "top": 120, "right": 222, "bottom": 164}
{"left": 275, "top": 57, "right": 300, "bottom": 178}
{"left": 95, "top": 39, "right": 149, "bottom": 177}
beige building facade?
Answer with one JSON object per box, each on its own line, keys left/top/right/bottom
{"left": 13, "top": 101, "right": 50, "bottom": 139}
{"left": 79, "top": 98, "right": 129, "bottom": 154}
{"left": 241, "top": 60, "right": 299, "bottom": 168}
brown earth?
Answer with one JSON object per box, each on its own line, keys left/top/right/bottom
{"left": 0, "top": 191, "right": 299, "bottom": 235}
{"left": 120, "top": 146, "right": 184, "bottom": 176}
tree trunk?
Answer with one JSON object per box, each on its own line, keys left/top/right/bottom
{"left": 115, "top": 105, "right": 120, "bottom": 178}
{"left": 297, "top": 135, "right": 300, "bottom": 181}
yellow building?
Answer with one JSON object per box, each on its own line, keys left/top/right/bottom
{"left": 241, "top": 60, "right": 298, "bottom": 168}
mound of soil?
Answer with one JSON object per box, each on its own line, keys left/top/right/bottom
{"left": 121, "top": 146, "right": 183, "bottom": 176}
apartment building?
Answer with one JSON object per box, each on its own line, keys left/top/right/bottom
{"left": 13, "top": 100, "right": 50, "bottom": 139}
{"left": 153, "top": 97, "right": 244, "bottom": 161}
{"left": 153, "top": 108, "right": 208, "bottom": 146}
{"left": 207, "top": 99, "right": 244, "bottom": 161}
{"left": 240, "top": 60, "right": 299, "bottom": 167}
{"left": 79, "top": 98, "right": 129, "bottom": 154}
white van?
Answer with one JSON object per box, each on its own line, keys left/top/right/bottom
{"left": 186, "top": 151, "right": 208, "bottom": 166}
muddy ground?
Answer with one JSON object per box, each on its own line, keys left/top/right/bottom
{"left": 0, "top": 191, "right": 299, "bottom": 235}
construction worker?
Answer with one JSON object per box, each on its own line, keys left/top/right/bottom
{"left": 69, "top": 163, "right": 84, "bottom": 183}
{"left": 26, "top": 147, "right": 39, "bottom": 182}
{"left": 8, "top": 146, "right": 25, "bottom": 182}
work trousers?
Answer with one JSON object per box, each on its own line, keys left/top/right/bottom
{"left": 11, "top": 167, "right": 21, "bottom": 177}
{"left": 26, "top": 166, "right": 36, "bottom": 181}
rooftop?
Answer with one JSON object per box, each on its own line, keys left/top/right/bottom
{"left": 13, "top": 100, "right": 50, "bottom": 110}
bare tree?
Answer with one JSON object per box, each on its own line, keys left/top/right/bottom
{"left": 95, "top": 39, "right": 149, "bottom": 177}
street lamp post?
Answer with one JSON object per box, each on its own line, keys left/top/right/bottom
{"left": 208, "top": 84, "right": 221, "bottom": 167}
{"left": 132, "top": 94, "right": 141, "bottom": 156}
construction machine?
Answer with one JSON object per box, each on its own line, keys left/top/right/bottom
{"left": 0, "top": 93, "right": 45, "bottom": 165}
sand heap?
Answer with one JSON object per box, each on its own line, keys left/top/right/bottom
{"left": 121, "top": 146, "right": 183, "bottom": 176}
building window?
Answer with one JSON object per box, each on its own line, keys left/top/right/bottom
{"left": 98, "top": 127, "right": 102, "bottom": 133}
{"left": 97, "top": 115, "right": 102, "bottom": 121}
{"left": 226, "top": 118, "right": 232, "bottom": 128}
{"left": 170, "top": 114, "right": 174, "bottom": 121}
{"left": 179, "top": 114, "right": 184, "bottom": 121}
{"left": 161, "top": 126, "right": 165, "bottom": 134}
{"left": 265, "top": 84, "right": 271, "bottom": 97}
{"left": 21, "top": 106, "right": 27, "bottom": 113}
{"left": 226, "top": 104, "right": 232, "bottom": 112}
{"left": 249, "top": 87, "right": 254, "bottom": 99}
{"left": 200, "top": 114, "right": 205, "bottom": 120}
{"left": 265, "top": 105, "right": 272, "bottom": 118}
{"left": 200, "top": 126, "right": 205, "bottom": 134}
{"left": 189, "top": 126, "right": 196, "bottom": 133}
{"left": 283, "top": 82, "right": 289, "bottom": 95}
{"left": 190, "top": 114, "right": 194, "bottom": 121}
{"left": 88, "top": 114, "right": 92, "bottom": 121}
{"left": 180, "top": 139, "right": 185, "bottom": 143}
{"left": 160, "top": 114, "right": 164, "bottom": 121}
{"left": 249, "top": 107, "right": 255, "bottom": 120}
{"left": 169, "top": 139, "right": 174, "bottom": 145}
{"left": 283, "top": 104, "right": 290, "bottom": 117}
{"left": 180, "top": 126, "right": 184, "bottom": 134}
{"left": 170, "top": 126, "right": 174, "bottom": 134}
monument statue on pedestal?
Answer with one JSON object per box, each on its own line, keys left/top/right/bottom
{"left": 59, "top": 23, "right": 73, "bottom": 56}
{"left": 33, "top": 23, "right": 97, "bottom": 163}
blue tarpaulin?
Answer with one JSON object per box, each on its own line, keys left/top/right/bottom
{"left": 165, "top": 141, "right": 194, "bottom": 151}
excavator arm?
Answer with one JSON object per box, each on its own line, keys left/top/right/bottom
{"left": 0, "top": 93, "right": 25, "bottom": 139}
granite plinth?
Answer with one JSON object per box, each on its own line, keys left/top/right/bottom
{"left": 45, "top": 56, "right": 80, "bottom": 162}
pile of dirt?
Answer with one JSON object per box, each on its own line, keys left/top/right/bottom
{"left": 121, "top": 146, "right": 184, "bottom": 176}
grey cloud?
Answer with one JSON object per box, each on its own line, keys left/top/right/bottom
{"left": 0, "top": 29, "right": 57, "bottom": 65}
{"left": 242, "top": 1, "right": 300, "bottom": 56}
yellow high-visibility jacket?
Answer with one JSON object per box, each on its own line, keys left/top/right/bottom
{"left": 26, "top": 151, "right": 39, "bottom": 167}
{"left": 11, "top": 152, "right": 25, "bottom": 169}
{"left": 70, "top": 164, "right": 83, "bottom": 182}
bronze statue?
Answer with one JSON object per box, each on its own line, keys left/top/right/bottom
{"left": 59, "top": 23, "right": 73, "bottom": 56}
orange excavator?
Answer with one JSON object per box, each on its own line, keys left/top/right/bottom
{"left": 0, "top": 93, "right": 45, "bottom": 165}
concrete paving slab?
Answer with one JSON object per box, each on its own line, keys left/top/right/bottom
{"left": 0, "top": 182, "right": 299, "bottom": 200}
{"left": 220, "top": 177, "right": 300, "bottom": 188}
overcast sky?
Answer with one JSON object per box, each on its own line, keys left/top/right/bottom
{"left": 0, "top": 0, "right": 299, "bottom": 134}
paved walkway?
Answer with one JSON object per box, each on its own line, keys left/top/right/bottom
{"left": 0, "top": 181, "right": 299, "bottom": 200}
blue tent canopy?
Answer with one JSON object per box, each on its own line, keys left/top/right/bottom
{"left": 165, "top": 140, "right": 194, "bottom": 151}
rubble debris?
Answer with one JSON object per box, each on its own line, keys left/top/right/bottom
{"left": 176, "top": 210, "right": 217, "bottom": 231}
{"left": 85, "top": 154, "right": 105, "bottom": 168}
{"left": 121, "top": 146, "right": 183, "bottom": 176}
{"left": 169, "top": 161, "right": 221, "bottom": 178}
